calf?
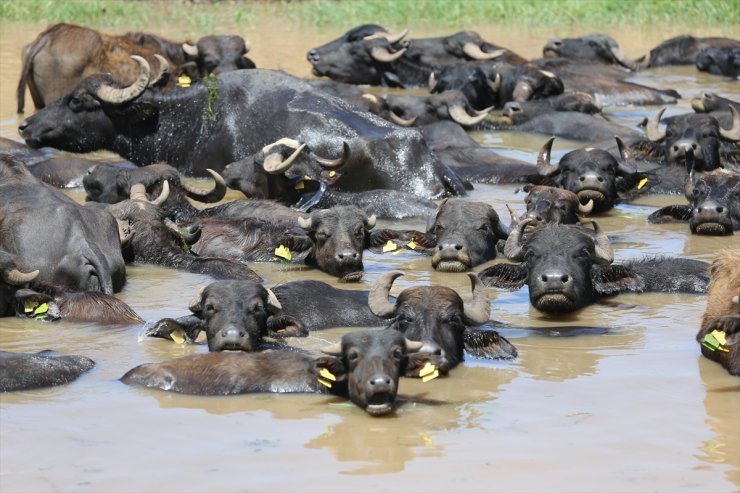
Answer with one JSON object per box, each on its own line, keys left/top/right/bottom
{"left": 121, "top": 330, "right": 424, "bottom": 416}
{"left": 479, "top": 220, "right": 709, "bottom": 314}
{"left": 542, "top": 33, "right": 638, "bottom": 69}
{"left": 513, "top": 185, "right": 593, "bottom": 228}
{"left": 1, "top": 351, "right": 95, "bottom": 392}
{"left": 697, "top": 250, "right": 740, "bottom": 376}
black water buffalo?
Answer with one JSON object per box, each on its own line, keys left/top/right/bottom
{"left": 649, "top": 164, "right": 740, "bottom": 235}
{"left": 411, "top": 199, "right": 511, "bottom": 272}
{"left": 542, "top": 33, "right": 638, "bottom": 69}
{"left": 535, "top": 137, "right": 643, "bottom": 213}
{"left": 638, "top": 107, "right": 740, "bottom": 170}
{"left": 512, "top": 185, "right": 594, "bottom": 227}
{"left": 122, "top": 329, "right": 425, "bottom": 416}
{"left": 633, "top": 35, "right": 739, "bottom": 68}
{"left": 0, "top": 351, "right": 95, "bottom": 392}
{"left": 0, "top": 156, "right": 127, "bottom": 294}
{"left": 372, "top": 90, "right": 492, "bottom": 127}
{"left": 17, "top": 23, "right": 253, "bottom": 112}
{"left": 691, "top": 93, "right": 740, "bottom": 114}
{"left": 696, "top": 45, "right": 740, "bottom": 78}
{"left": 368, "top": 271, "right": 517, "bottom": 371}
{"left": 19, "top": 57, "right": 465, "bottom": 199}
{"left": 697, "top": 249, "right": 739, "bottom": 376}
{"left": 479, "top": 220, "right": 709, "bottom": 314}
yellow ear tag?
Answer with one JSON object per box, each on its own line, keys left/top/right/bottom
{"left": 382, "top": 240, "right": 399, "bottom": 253}
{"left": 703, "top": 330, "right": 730, "bottom": 352}
{"left": 407, "top": 240, "right": 417, "bottom": 250}
{"left": 274, "top": 245, "right": 292, "bottom": 261}
{"left": 419, "top": 362, "right": 439, "bottom": 382}
{"left": 294, "top": 181, "right": 305, "bottom": 190}
{"left": 177, "top": 74, "right": 191, "bottom": 88}
{"left": 319, "top": 368, "right": 337, "bottom": 381}
{"left": 317, "top": 377, "right": 332, "bottom": 388}
{"left": 637, "top": 178, "right": 648, "bottom": 189}
{"left": 711, "top": 330, "right": 730, "bottom": 352}
{"left": 329, "top": 171, "right": 336, "bottom": 177}
{"left": 23, "top": 299, "right": 36, "bottom": 313}
{"left": 170, "top": 329, "right": 186, "bottom": 344}
{"left": 304, "top": 175, "right": 312, "bottom": 180}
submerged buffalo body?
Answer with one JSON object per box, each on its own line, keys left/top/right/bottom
{"left": 20, "top": 59, "right": 464, "bottom": 198}
{"left": 0, "top": 350, "right": 95, "bottom": 392}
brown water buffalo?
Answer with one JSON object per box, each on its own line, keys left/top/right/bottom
{"left": 697, "top": 249, "right": 740, "bottom": 376}
{"left": 17, "top": 23, "right": 252, "bottom": 112}
{"left": 121, "top": 330, "right": 425, "bottom": 416}
{"left": 0, "top": 350, "right": 95, "bottom": 392}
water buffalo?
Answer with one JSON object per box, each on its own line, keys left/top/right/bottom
{"left": 638, "top": 107, "right": 740, "bottom": 170}
{"left": 696, "top": 45, "right": 740, "bottom": 78}
{"left": 121, "top": 330, "right": 425, "bottom": 416}
{"left": 479, "top": 220, "right": 710, "bottom": 314}
{"left": 633, "top": 35, "right": 739, "bottom": 68}
{"left": 0, "top": 351, "right": 95, "bottom": 392}
{"left": 536, "top": 137, "right": 643, "bottom": 213}
{"left": 371, "top": 90, "right": 492, "bottom": 127}
{"left": 0, "top": 155, "right": 127, "bottom": 294}
{"left": 691, "top": 93, "right": 740, "bottom": 114}
{"left": 648, "top": 157, "right": 740, "bottom": 235}
{"left": 19, "top": 57, "right": 465, "bottom": 198}
{"left": 17, "top": 23, "right": 252, "bottom": 112}
{"left": 542, "top": 33, "right": 638, "bottom": 69}
{"left": 411, "top": 199, "right": 511, "bottom": 272}
{"left": 512, "top": 185, "right": 594, "bottom": 228}
{"left": 368, "top": 271, "right": 517, "bottom": 372}
{"left": 697, "top": 249, "right": 739, "bottom": 376}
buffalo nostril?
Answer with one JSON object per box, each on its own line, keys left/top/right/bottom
{"left": 691, "top": 144, "right": 697, "bottom": 149}
{"left": 579, "top": 176, "right": 585, "bottom": 182}
{"left": 536, "top": 215, "right": 543, "bottom": 221}
{"left": 716, "top": 207, "right": 724, "bottom": 213}
{"left": 697, "top": 207, "right": 703, "bottom": 213}
{"left": 438, "top": 245, "right": 443, "bottom": 250}
{"left": 561, "top": 275, "right": 569, "bottom": 283}
{"left": 351, "top": 253, "right": 358, "bottom": 259}
{"left": 597, "top": 177, "right": 604, "bottom": 183}
{"left": 553, "top": 40, "right": 562, "bottom": 47}
{"left": 433, "top": 348, "right": 442, "bottom": 356}
{"left": 673, "top": 145, "right": 679, "bottom": 151}
{"left": 454, "top": 245, "right": 462, "bottom": 251}
{"left": 541, "top": 274, "right": 548, "bottom": 282}
{"left": 338, "top": 253, "right": 344, "bottom": 259}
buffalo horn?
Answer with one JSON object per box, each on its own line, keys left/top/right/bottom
{"left": 315, "top": 141, "right": 351, "bottom": 168}
{"left": 683, "top": 148, "right": 696, "bottom": 200}
{"left": 266, "top": 288, "right": 282, "bottom": 313}
{"left": 428, "top": 72, "right": 437, "bottom": 91}
{"left": 505, "top": 203, "right": 519, "bottom": 224}
{"left": 366, "top": 214, "right": 377, "bottom": 229}
{"left": 148, "top": 54, "right": 170, "bottom": 86}
{"left": 262, "top": 137, "right": 302, "bottom": 154}
{"left": 320, "top": 341, "right": 343, "bottom": 356}
{"left": 448, "top": 104, "right": 490, "bottom": 126}
{"left": 3, "top": 268, "right": 39, "bottom": 285}
{"left": 117, "top": 219, "right": 133, "bottom": 247}
{"left": 536, "top": 137, "right": 559, "bottom": 176}
{"left": 512, "top": 80, "right": 533, "bottom": 102}
{"left": 615, "top": 137, "right": 638, "bottom": 175}
{"left": 129, "top": 180, "right": 170, "bottom": 205}
{"left": 426, "top": 197, "right": 448, "bottom": 232}
{"left": 645, "top": 107, "right": 667, "bottom": 141}
{"left": 95, "top": 55, "right": 151, "bottom": 104}
{"left": 609, "top": 44, "right": 638, "bottom": 70}
{"left": 719, "top": 106, "right": 740, "bottom": 141}
{"left": 591, "top": 221, "right": 614, "bottom": 265}
{"left": 181, "top": 169, "right": 227, "bottom": 203}
{"left": 503, "top": 218, "right": 532, "bottom": 261}
{"left": 578, "top": 199, "right": 594, "bottom": 215}
{"left": 462, "top": 43, "right": 505, "bottom": 61}
{"left": 368, "top": 270, "right": 403, "bottom": 318}
{"left": 188, "top": 287, "right": 205, "bottom": 313}
{"left": 389, "top": 111, "right": 417, "bottom": 126}
{"left": 463, "top": 273, "right": 491, "bottom": 326}
{"left": 164, "top": 218, "right": 184, "bottom": 237}
{"left": 487, "top": 73, "right": 501, "bottom": 93}
{"left": 404, "top": 338, "right": 423, "bottom": 353}
{"left": 182, "top": 42, "right": 199, "bottom": 57}
{"left": 370, "top": 46, "right": 407, "bottom": 63}
{"left": 297, "top": 216, "right": 312, "bottom": 230}
{"left": 363, "top": 29, "right": 409, "bottom": 45}
{"left": 263, "top": 144, "right": 307, "bottom": 174}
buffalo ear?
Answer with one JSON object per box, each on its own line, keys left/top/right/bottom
{"left": 463, "top": 327, "right": 518, "bottom": 360}
{"left": 267, "top": 315, "right": 308, "bottom": 338}
{"left": 144, "top": 315, "right": 203, "bottom": 343}
{"left": 367, "top": 228, "right": 435, "bottom": 253}
{"left": 314, "top": 356, "right": 347, "bottom": 383}
{"left": 477, "top": 263, "right": 528, "bottom": 290}
{"left": 647, "top": 205, "right": 692, "bottom": 224}
{"left": 13, "top": 289, "right": 60, "bottom": 321}
{"left": 591, "top": 264, "right": 643, "bottom": 296}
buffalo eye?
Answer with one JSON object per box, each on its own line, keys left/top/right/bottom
{"left": 353, "top": 226, "right": 365, "bottom": 238}
{"left": 204, "top": 303, "right": 215, "bottom": 313}
{"left": 347, "top": 350, "right": 360, "bottom": 361}
{"left": 315, "top": 230, "right": 330, "bottom": 241}
{"left": 392, "top": 347, "right": 403, "bottom": 359}
{"left": 69, "top": 96, "right": 83, "bottom": 112}
{"left": 665, "top": 130, "right": 674, "bottom": 139}
{"left": 573, "top": 247, "right": 590, "bottom": 260}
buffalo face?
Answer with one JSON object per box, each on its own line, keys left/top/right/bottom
{"left": 543, "top": 34, "right": 637, "bottom": 68}
{"left": 686, "top": 169, "right": 740, "bottom": 235}
{"left": 187, "top": 35, "right": 254, "bottom": 76}
{"left": 519, "top": 185, "right": 593, "bottom": 227}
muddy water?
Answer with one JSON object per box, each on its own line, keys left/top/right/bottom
{"left": 1, "top": 11, "right": 740, "bottom": 493}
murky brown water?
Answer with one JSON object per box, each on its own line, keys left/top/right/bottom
{"left": 1, "top": 10, "right": 739, "bottom": 493}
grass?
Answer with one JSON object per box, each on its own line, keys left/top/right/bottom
{"left": 0, "top": 0, "right": 737, "bottom": 31}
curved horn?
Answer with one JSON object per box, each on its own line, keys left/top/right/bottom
{"left": 578, "top": 199, "right": 594, "bottom": 215}
{"left": 631, "top": 51, "right": 651, "bottom": 70}
{"left": 188, "top": 287, "right": 205, "bottom": 313}
{"left": 683, "top": 148, "right": 696, "bottom": 200}
{"left": 130, "top": 180, "right": 170, "bottom": 205}
{"left": 719, "top": 106, "right": 740, "bottom": 141}
{"left": 645, "top": 107, "right": 667, "bottom": 141}
{"left": 320, "top": 341, "right": 343, "bottom": 356}
{"left": 366, "top": 214, "right": 376, "bottom": 229}
{"left": 150, "top": 180, "right": 170, "bottom": 206}
{"left": 487, "top": 73, "right": 501, "bottom": 93}
{"left": 368, "top": 270, "right": 403, "bottom": 318}
{"left": 389, "top": 111, "right": 417, "bottom": 126}
{"left": 266, "top": 288, "right": 282, "bottom": 313}
{"left": 609, "top": 44, "right": 638, "bottom": 70}
{"left": 262, "top": 137, "right": 302, "bottom": 154}
{"left": 591, "top": 221, "right": 614, "bottom": 265}
{"left": 428, "top": 72, "right": 437, "bottom": 91}
{"left": 95, "top": 55, "right": 150, "bottom": 104}
{"left": 297, "top": 216, "right": 312, "bottom": 230}
{"left": 463, "top": 273, "right": 491, "bottom": 325}
{"left": 505, "top": 203, "right": 519, "bottom": 224}
{"left": 182, "top": 42, "right": 199, "bottom": 57}
{"left": 3, "top": 268, "right": 39, "bottom": 285}
{"left": 263, "top": 144, "right": 307, "bottom": 175}
{"left": 363, "top": 29, "right": 409, "bottom": 44}
{"left": 615, "top": 137, "right": 638, "bottom": 175}
{"left": 448, "top": 104, "right": 489, "bottom": 126}
{"left": 462, "top": 43, "right": 505, "bottom": 60}
{"left": 503, "top": 218, "right": 532, "bottom": 261}
{"left": 370, "top": 46, "right": 406, "bottom": 63}
{"left": 148, "top": 54, "right": 170, "bottom": 86}
{"left": 117, "top": 218, "right": 133, "bottom": 247}
{"left": 536, "top": 137, "right": 559, "bottom": 176}
{"left": 512, "top": 80, "right": 533, "bottom": 102}
{"left": 164, "top": 217, "right": 185, "bottom": 237}
{"left": 314, "top": 141, "right": 351, "bottom": 168}
{"left": 404, "top": 338, "right": 423, "bottom": 353}
{"left": 181, "top": 170, "right": 226, "bottom": 203}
